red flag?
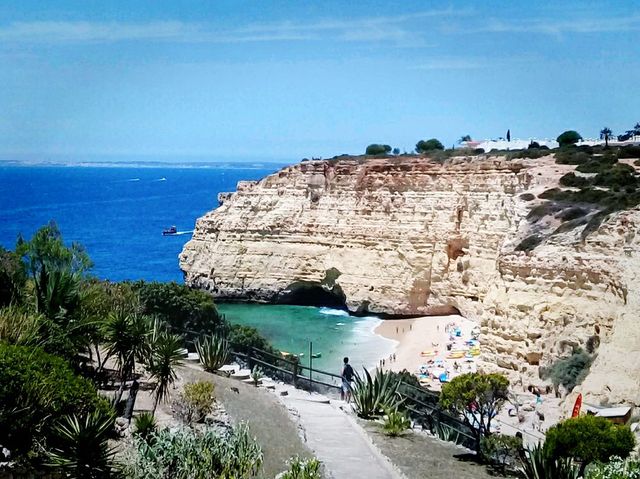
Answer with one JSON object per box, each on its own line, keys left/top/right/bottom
{"left": 571, "top": 394, "right": 582, "bottom": 418}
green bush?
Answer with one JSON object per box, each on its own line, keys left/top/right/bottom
{"left": 280, "top": 456, "right": 322, "bottom": 479}
{"left": 555, "top": 149, "right": 591, "bottom": 165}
{"left": 365, "top": 144, "right": 392, "bottom": 155}
{"left": 134, "top": 281, "right": 224, "bottom": 340}
{"left": 352, "top": 368, "right": 402, "bottom": 419}
{"left": 560, "top": 173, "right": 592, "bottom": 188}
{"left": 416, "top": 138, "right": 444, "bottom": 153}
{"left": 175, "top": 381, "right": 215, "bottom": 424}
{"left": 576, "top": 156, "right": 618, "bottom": 174}
{"left": 0, "top": 247, "right": 26, "bottom": 307}
{"left": 0, "top": 305, "right": 41, "bottom": 346}
{"left": 122, "top": 423, "right": 263, "bottom": 479}
{"left": 133, "top": 412, "right": 157, "bottom": 443}
{"left": 0, "top": 343, "right": 111, "bottom": 459}
{"left": 546, "top": 348, "right": 592, "bottom": 392}
{"left": 544, "top": 415, "right": 635, "bottom": 468}
{"left": 593, "top": 164, "right": 638, "bottom": 189}
{"left": 617, "top": 145, "right": 640, "bottom": 159}
{"left": 557, "top": 131, "right": 583, "bottom": 147}
{"left": 557, "top": 207, "right": 589, "bottom": 222}
{"left": 480, "top": 433, "right": 522, "bottom": 470}
{"left": 515, "top": 235, "right": 543, "bottom": 252}
{"left": 519, "top": 443, "right": 580, "bottom": 479}
{"left": 586, "top": 456, "right": 640, "bottom": 479}
{"left": 228, "top": 324, "right": 276, "bottom": 354}
{"left": 382, "top": 407, "right": 411, "bottom": 437}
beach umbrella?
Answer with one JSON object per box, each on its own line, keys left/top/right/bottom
{"left": 439, "top": 373, "right": 448, "bottom": 382}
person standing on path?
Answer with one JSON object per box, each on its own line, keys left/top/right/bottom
{"left": 341, "top": 357, "right": 355, "bottom": 403}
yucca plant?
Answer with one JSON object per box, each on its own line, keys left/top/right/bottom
{"left": 351, "top": 368, "right": 401, "bottom": 419}
{"left": 195, "top": 334, "right": 229, "bottom": 372}
{"left": 102, "top": 310, "right": 151, "bottom": 404}
{"left": 133, "top": 412, "right": 157, "bottom": 443}
{"left": 382, "top": 407, "right": 411, "bottom": 437}
{"left": 46, "top": 409, "right": 118, "bottom": 478}
{"left": 147, "top": 326, "right": 184, "bottom": 414}
{"left": 518, "top": 443, "right": 580, "bottom": 479}
{"left": 279, "top": 456, "right": 322, "bottom": 479}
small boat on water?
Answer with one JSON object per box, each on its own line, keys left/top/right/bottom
{"left": 162, "top": 225, "right": 177, "bottom": 236}
{"left": 311, "top": 352, "right": 322, "bottom": 359}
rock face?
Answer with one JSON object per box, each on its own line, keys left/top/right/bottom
{"left": 180, "top": 156, "right": 640, "bottom": 405}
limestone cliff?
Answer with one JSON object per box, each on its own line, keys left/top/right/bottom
{"left": 180, "top": 156, "right": 640, "bottom": 406}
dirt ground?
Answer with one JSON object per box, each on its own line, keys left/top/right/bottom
{"left": 359, "top": 421, "right": 494, "bottom": 479}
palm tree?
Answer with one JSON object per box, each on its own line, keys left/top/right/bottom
{"left": 147, "top": 327, "right": 184, "bottom": 415}
{"left": 600, "top": 127, "right": 613, "bottom": 147}
{"left": 102, "top": 310, "right": 151, "bottom": 404}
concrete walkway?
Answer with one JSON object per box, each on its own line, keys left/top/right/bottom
{"left": 274, "top": 386, "right": 401, "bottom": 479}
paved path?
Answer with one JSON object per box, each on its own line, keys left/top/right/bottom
{"left": 275, "top": 387, "right": 401, "bottom": 479}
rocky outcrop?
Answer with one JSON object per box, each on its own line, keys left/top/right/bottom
{"left": 180, "top": 156, "right": 640, "bottom": 405}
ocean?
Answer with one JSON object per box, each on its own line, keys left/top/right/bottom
{"left": 0, "top": 163, "right": 394, "bottom": 370}
{"left": 0, "top": 164, "right": 280, "bottom": 282}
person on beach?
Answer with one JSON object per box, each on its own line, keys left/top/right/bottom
{"left": 341, "top": 357, "right": 355, "bottom": 403}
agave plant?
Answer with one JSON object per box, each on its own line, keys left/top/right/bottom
{"left": 195, "top": 334, "right": 229, "bottom": 372}
{"left": 518, "top": 443, "right": 580, "bottom": 479}
{"left": 46, "top": 409, "right": 117, "bottom": 478}
{"left": 351, "top": 368, "right": 402, "bottom": 419}
{"left": 433, "top": 421, "right": 462, "bottom": 445}
{"left": 383, "top": 407, "right": 411, "bottom": 437}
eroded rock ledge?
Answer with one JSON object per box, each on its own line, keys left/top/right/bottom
{"left": 180, "top": 156, "right": 640, "bottom": 405}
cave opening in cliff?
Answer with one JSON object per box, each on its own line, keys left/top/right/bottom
{"left": 276, "top": 280, "right": 348, "bottom": 309}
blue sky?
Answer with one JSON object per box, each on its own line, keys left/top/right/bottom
{"left": 0, "top": 1, "right": 638, "bottom": 162}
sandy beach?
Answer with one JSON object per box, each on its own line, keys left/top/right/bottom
{"left": 375, "top": 314, "right": 479, "bottom": 389}
{"left": 375, "top": 314, "right": 564, "bottom": 442}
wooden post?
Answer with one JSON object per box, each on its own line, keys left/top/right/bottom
{"left": 293, "top": 360, "right": 298, "bottom": 389}
{"left": 247, "top": 348, "right": 254, "bottom": 372}
{"left": 309, "top": 341, "right": 313, "bottom": 381}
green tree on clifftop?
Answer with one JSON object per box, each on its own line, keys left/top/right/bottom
{"left": 557, "top": 130, "right": 582, "bottom": 147}
{"left": 415, "top": 138, "right": 444, "bottom": 153}
{"left": 365, "top": 144, "right": 392, "bottom": 155}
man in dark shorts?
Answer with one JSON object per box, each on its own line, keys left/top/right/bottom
{"left": 341, "top": 357, "right": 355, "bottom": 403}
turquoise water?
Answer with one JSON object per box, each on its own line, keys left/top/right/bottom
{"left": 217, "top": 303, "right": 396, "bottom": 374}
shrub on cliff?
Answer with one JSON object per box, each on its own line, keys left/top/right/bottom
{"left": 557, "top": 131, "right": 583, "bottom": 147}
{"left": 415, "top": 138, "right": 444, "bottom": 153}
{"left": 560, "top": 172, "right": 592, "bottom": 188}
{"left": 555, "top": 149, "right": 591, "bottom": 165}
{"left": 134, "top": 281, "right": 224, "bottom": 340}
{"left": 544, "top": 415, "right": 635, "bottom": 474}
{"left": 228, "top": 324, "right": 277, "bottom": 355}
{"left": 0, "top": 342, "right": 112, "bottom": 460}
{"left": 546, "top": 348, "right": 592, "bottom": 392}
{"left": 365, "top": 144, "right": 392, "bottom": 155}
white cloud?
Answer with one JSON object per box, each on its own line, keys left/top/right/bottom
{"left": 447, "top": 14, "right": 640, "bottom": 36}
{"left": 0, "top": 9, "right": 469, "bottom": 45}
